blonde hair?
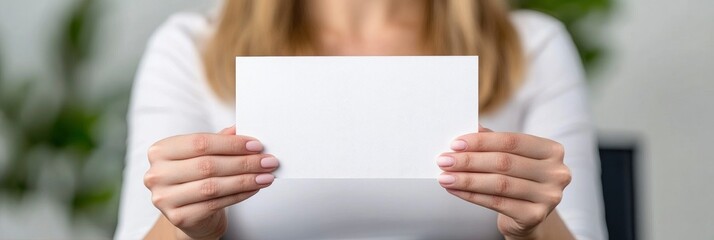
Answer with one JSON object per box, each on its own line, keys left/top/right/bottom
{"left": 202, "top": 0, "right": 523, "bottom": 113}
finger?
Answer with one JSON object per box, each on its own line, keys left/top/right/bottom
{"left": 218, "top": 125, "right": 236, "bottom": 135}
{"left": 478, "top": 124, "right": 493, "bottom": 132}
{"left": 445, "top": 189, "right": 550, "bottom": 227}
{"left": 438, "top": 172, "right": 551, "bottom": 203}
{"left": 437, "top": 152, "right": 547, "bottom": 182}
{"left": 450, "top": 132, "right": 558, "bottom": 160}
{"left": 151, "top": 154, "right": 279, "bottom": 184}
{"left": 151, "top": 134, "right": 264, "bottom": 160}
{"left": 166, "top": 190, "right": 259, "bottom": 230}
{"left": 161, "top": 173, "right": 274, "bottom": 207}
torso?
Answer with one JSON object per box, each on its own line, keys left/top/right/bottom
{"left": 197, "top": 10, "right": 535, "bottom": 239}
{"left": 121, "top": 9, "right": 583, "bottom": 239}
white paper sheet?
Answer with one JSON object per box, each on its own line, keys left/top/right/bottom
{"left": 228, "top": 179, "right": 500, "bottom": 238}
{"left": 235, "top": 56, "right": 478, "bottom": 178}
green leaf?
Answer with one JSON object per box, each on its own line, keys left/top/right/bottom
{"left": 57, "top": 0, "right": 99, "bottom": 88}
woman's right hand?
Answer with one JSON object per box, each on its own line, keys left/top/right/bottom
{"left": 144, "top": 125, "right": 279, "bottom": 240}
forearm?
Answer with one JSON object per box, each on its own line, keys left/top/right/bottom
{"left": 145, "top": 215, "right": 181, "bottom": 240}
{"left": 145, "top": 215, "right": 207, "bottom": 240}
{"left": 145, "top": 214, "right": 225, "bottom": 240}
{"left": 505, "top": 210, "right": 574, "bottom": 240}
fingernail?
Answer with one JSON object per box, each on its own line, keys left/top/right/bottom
{"left": 255, "top": 173, "right": 275, "bottom": 185}
{"left": 437, "top": 156, "right": 455, "bottom": 167}
{"left": 450, "top": 140, "right": 467, "bottom": 151}
{"left": 246, "top": 140, "right": 263, "bottom": 152}
{"left": 260, "top": 157, "right": 279, "bottom": 168}
{"left": 438, "top": 174, "right": 456, "bottom": 185}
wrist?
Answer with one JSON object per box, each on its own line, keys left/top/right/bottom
{"left": 504, "top": 231, "right": 542, "bottom": 240}
{"left": 503, "top": 210, "right": 574, "bottom": 240}
{"left": 175, "top": 228, "right": 222, "bottom": 240}
{"left": 173, "top": 212, "right": 227, "bottom": 240}
{"left": 503, "top": 226, "right": 543, "bottom": 240}
{"left": 174, "top": 229, "right": 194, "bottom": 240}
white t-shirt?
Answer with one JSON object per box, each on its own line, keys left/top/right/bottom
{"left": 115, "top": 10, "right": 607, "bottom": 240}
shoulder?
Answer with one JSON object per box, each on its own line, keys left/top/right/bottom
{"left": 491, "top": 10, "right": 587, "bottom": 119}
{"left": 509, "top": 10, "right": 583, "bottom": 87}
{"left": 136, "top": 12, "right": 213, "bottom": 86}
{"left": 509, "top": 10, "right": 570, "bottom": 58}
{"left": 145, "top": 12, "right": 213, "bottom": 56}
{"left": 131, "top": 12, "right": 218, "bottom": 116}
{"left": 135, "top": 12, "right": 213, "bottom": 90}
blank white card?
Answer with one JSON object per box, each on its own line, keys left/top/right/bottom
{"left": 235, "top": 56, "right": 478, "bottom": 178}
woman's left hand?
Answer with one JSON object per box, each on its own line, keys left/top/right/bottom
{"left": 437, "top": 125, "right": 571, "bottom": 239}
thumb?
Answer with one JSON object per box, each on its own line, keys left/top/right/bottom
{"left": 478, "top": 124, "right": 494, "bottom": 133}
{"left": 218, "top": 125, "right": 236, "bottom": 135}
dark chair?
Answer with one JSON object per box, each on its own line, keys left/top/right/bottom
{"left": 599, "top": 138, "right": 639, "bottom": 240}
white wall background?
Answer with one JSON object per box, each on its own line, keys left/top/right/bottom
{"left": 1, "top": 0, "right": 713, "bottom": 239}
{"left": 592, "top": 0, "right": 714, "bottom": 239}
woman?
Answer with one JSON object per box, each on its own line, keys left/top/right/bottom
{"left": 115, "top": 0, "right": 607, "bottom": 239}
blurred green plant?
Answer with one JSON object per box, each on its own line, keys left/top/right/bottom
{"left": 0, "top": 0, "right": 129, "bottom": 236}
{"left": 514, "top": 0, "right": 614, "bottom": 72}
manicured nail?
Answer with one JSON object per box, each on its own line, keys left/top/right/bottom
{"left": 246, "top": 140, "right": 263, "bottom": 152}
{"left": 437, "top": 156, "right": 455, "bottom": 167}
{"left": 260, "top": 157, "right": 279, "bottom": 168}
{"left": 255, "top": 173, "right": 275, "bottom": 184}
{"left": 450, "top": 140, "right": 468, "bottom": 151}
{"left": 438, "top": 174, "right": 456, "bottom": 185}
